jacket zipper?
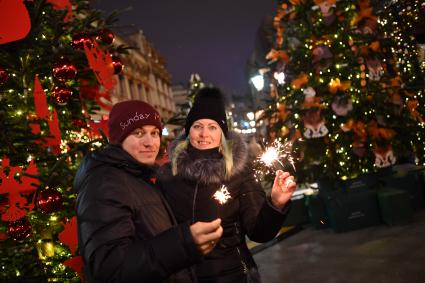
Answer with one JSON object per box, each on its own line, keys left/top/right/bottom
{"left": 236, "top": 247, "right": 248, "bottom": 274}
{"left": 192, "top": 182, "right": 199, "bottom": 223}
{"left": 234, "top": 223, "right": 248, "bottom": 274}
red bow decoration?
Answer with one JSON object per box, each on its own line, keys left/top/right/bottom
{"left": 59, "top": 216, "right": 78, "bottom": 254}
{"left": 59, "top": 217, "right": 84, "bottom": 280}
{"left": 31, "top": 76, "right": 62, "bottom": 155}
{"left": 351, "top": 0, "right": 377, "bottom": 27}
{"left": 291, "top": 73, "right": 309, "bottom": 89}
{"left": 63, "top": 256, "right": 84, "bottom": 281}
{"left": 88, "top": 118, "right": 110, "bottom": 139}
{"left": 266, "top": 49, "right": 289, "bottom": 64}
{"left": 0, "top": 0, "right": 31, "bottom": 44}
{"left": 0, "top": 157, "right": 40, "bottom": 222}
{"left": 328, "top": 78, "right": 351, "bottom": 94}
{"left": 84, "top": 41, "right": 116, "bottom": 93}
{"left": 79, "top": 80, "right": 113, "bottom": 111}
{"left": 46, "top": 0, "right": 73, "bottom": 22}
{"left": 367, "top": 120, "right": 396, "bottom": 141}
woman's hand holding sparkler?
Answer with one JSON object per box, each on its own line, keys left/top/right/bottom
{"left": 270, "top": 170, "right": 296, "bottom": 210}
{"left": 190, "top": 218, "right": 223, "bottom": 255}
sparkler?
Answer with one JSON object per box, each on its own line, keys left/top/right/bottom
{"left": 253, "top": 140, "right": 296, "bottom": 182}
{"left": 260, "top": 140, "right": 295, "bottom": 171}
{"left": 213, "top": 185, "right": 232, "bottom": 205}
{"left": 212, "top": 185, "right": 232, "bottom": 219}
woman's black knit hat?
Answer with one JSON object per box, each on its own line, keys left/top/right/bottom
{"left": 185, "top": 87, "right": 228, "bottom": 137}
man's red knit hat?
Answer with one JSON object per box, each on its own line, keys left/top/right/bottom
{"left": 108, "top": 100, "right": 162, "bottom": 143}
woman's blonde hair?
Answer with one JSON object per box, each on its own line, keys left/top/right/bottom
{"left": 171, "top": 132, "right": 233, "bottom": 179}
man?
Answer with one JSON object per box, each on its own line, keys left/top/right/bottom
{"left": 73, "top": 100, "right": 223, "bottom": 283}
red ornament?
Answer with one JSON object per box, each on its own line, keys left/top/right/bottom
{"left": 52, "top": 86, "right": 73, "bottom": 105}
{"left": 37, "top": 188, "right": 63, "bottom": 214}
{"left": 112, "top": 56, "right": 124, "bottom": 74}
{"left": 7, "top": 219, "right": 32, "bottom": 240}
{"left": 72, "top": 32, "right": 92, "bottom": 50}
{"left": 96, "top": 28, "right": 115, "bottom": 45}
{"left": 52, "top": 57, "right": 77, "bottom": 82}
{"left": 0, "top": 66, "right": 8, "bottom": 85}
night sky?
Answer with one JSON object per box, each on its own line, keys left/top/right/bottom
{"left": 92, "top": 0, "right": 277, "bottom": 97}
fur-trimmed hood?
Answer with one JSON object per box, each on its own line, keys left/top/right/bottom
{"left": 168, "top": 132, "right": 249, "bottom": 184}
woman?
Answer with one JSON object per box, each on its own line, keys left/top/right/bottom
{"left": 73, "top": 100, "right": 223, "bottom": 283}
{"left": 158, "top": 87, "right": 296, "bottom": 283}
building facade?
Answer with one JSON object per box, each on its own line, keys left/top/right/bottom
{"left": 110, "top": 30, "right": 176, "bottom": 121}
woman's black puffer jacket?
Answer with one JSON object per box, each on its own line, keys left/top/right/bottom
{"left": 158, "top": 133, "right": 290, "bottom": 283}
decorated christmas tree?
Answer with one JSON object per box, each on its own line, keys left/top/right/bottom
{"left": 262, "top": 0, "right": 425, "bottom": 183}
{"left": 0, "top": 0, "right": 124, "bottom": 281}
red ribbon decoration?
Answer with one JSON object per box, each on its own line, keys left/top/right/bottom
{"left": 84, "top": 41, "right": 116, "bottom": 93}
{"left": 0, "top": 158, "right": 40, "bottom": 222}
{"left": 31, "top": 75, "right": 62, "bottom": 155}
{"left": 46, "top": 0, "right": 73, "bottom": 22}
{"left": 59, "top": 217, "right": 85, "bottom": 280}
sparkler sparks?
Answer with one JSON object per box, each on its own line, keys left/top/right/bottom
{"left": 253, "top": 140, "right": 296, "bottom": 182}
{"left": 260, "top": 145, "right": 284, "bottom": 167}
{"left": 260, "top": 140, "right": 296, "bottom": 171}
{"left": 213, "top": 185, "right": 232, "bottom": 205}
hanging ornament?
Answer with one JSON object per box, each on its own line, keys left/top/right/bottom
{"left": 303, "top": 109, "right": 328, "bottom": 139}
{"left": 96, "top": 28, "right": 115, "bottom": 45}
{"left": 314, "top": 0, "right": 336, "bottom": 26}
{"left": 0, "top": 66, "right": 8, "bottom": 85}
{"left": 302, "top": 87, "right": 321, "bottom": 109}
{"left": 53, "top": 57, "right": 77, "bottom": 82}
{"left": 331, "top": 96, "right": 353, "bottom": 116}
{"left": 356, "top": 18, "right": 377, "bottom": 35}
{"left": 366, "top": 58, "right": 383, "bottom": 81}
{"left": 37, "top": 188, "right": 63, "bottom": 214}
{"left": 112, "top": 56, "right": 124, "bottom": 74}
{"left": 72, "top": 32, "right": 93, "bottom": 50}
{"left": 374, "top": 145, "right": 396, "bottom": 168}
{"left": 7, "top": 219, "right": 32, "bottom": 240}
{"left": 312, "top": 45, "right": 333, "bottom": 73}
{"left": 52, "top": 86, "right": 73, "bottom": 105}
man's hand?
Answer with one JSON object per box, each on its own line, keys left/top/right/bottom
{"left": 190, "top": 219, "right": 223, "bottom": 255}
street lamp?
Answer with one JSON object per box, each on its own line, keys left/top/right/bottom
{"left": 250, "top": 74, "right": 264, "bottom": 91}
